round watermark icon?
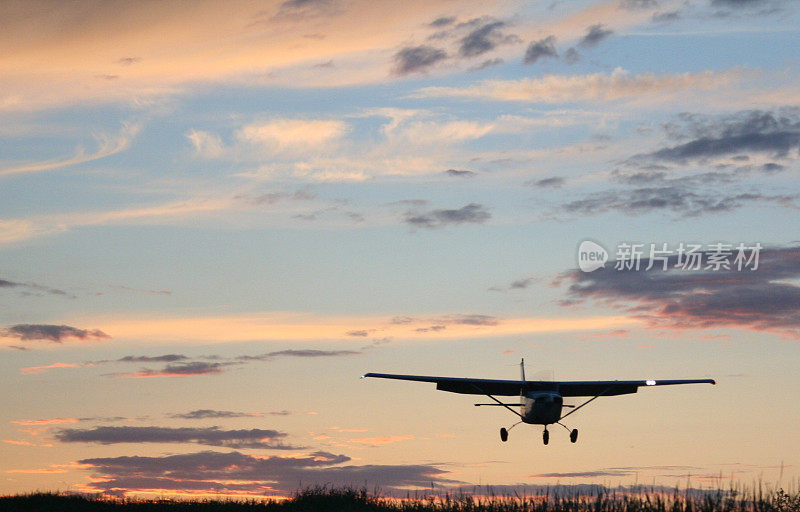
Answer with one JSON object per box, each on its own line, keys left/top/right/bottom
{"left": 577, "top": 240, "right": 608, "bottom": 272}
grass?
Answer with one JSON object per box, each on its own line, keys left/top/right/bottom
{"left": 1, "top": 486, "right": 799, "bottom": 512}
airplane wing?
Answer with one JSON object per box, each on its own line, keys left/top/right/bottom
{"left": 362, "top": 373, "right": 715, "bottom": 397}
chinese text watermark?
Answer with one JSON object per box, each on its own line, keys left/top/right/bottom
{"left": 578, "top": 241, "right": 762, "bottom": 273}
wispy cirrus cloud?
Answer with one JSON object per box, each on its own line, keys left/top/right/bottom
{"left": 350, "top": 435, "right": 414, "bottom": 446}
{"left": 412, "top": 68, "right": 740, "bottom": 104}
{"left": 19, "top": 362, "right": 80, "bottom": 375}
{"left": 0, "top": 123, "right": 140, "bottom": 176}
{"left": 77, "top": 311, "right": 637, "bottom": 344}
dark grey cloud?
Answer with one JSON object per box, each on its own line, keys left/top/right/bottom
{"left": 78, "top": 450, "right": 457, "bottom": 497}
{"left": 117, "top": 354, "right": 188, "bottom": 363}
{"left": 648, "top": 110, "right": 800, "bottom": 163}
{"left": 404, "top": 203, "right": 491, "bottom": 228}
{"left": 562, "top": 186, "right": 795, "bottom": 217}
{"left": 712, "top": 0, "right": 768, "bottom": 7}
{"left": 117, "top": 57, "right": 141, "bottom": 66}
{"left": 238, "top": 188, "right": 317, "bottom": 206}
{"left": 459, "top": 21, "right": 518, "bottom": 58}
{"left": 510, "top": 277, "right": 537, "bottom": 289}
{"left": 170, "top": 410, "right": 265, "bottom": 420}
{"left": 445, "top": 169, "right": 476, "bottom": 177}
{"left": 564, "top": 47, "right": 581, "bottom": 64}
{"left": 1, "top": 324, "right": 110, "bottom": 343}
{"left": 56, "top": 426, "right": 295, "bottom": 450}
{"left": 121, "top": 361, "right": 235, "bottom": 378}
{"left": 274, "top": 0, "right": 337, "bottom": 19}
{"left": 109, "top": 285, "right": 171, "bottom": 296}
{"left": 557, "top": 246, "right": 800, "bottom": 338}
{"left": 652, "top": 10, "right": 681, "bottom": 22}
{"left": 345, "top": 330, "right": 369, "bottom": 337}
{"left": 619, "top": 0, "right": 658, "bottom": 8}
{"left": 524, "top": 36, "right": 558, "bottom": 64}
{"left": 430, "top": 16, "right": 456, "bottom": 27}
{"left": 469, "top": 58, "right": 504, "bottom": 71}
{"left": 236, "top": 349, "right": 361, "bottom": 362}
{"left": 526, "top": 176, "right": 565, "bottom": 188}
{"left": 489, "top": 276, "right": 538, "bottom": 292}
{"left": 439, "top": 314, "right": 499, "bottom": 326}
{"left": 393, "top": 45, "right": 448, "bottom": 75}
{"left": 0, "top": 278, "right": 72, "bottom": 297}
{"left": 579, "top": 24, "right": 614, "bottom": 47}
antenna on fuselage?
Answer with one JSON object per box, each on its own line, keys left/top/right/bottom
{"left": 520, "top": 358, "right": 526, "bottom": 382}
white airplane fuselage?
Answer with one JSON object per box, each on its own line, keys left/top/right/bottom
{"left": 521, "top": 391, "right": 563, "bottom": 424}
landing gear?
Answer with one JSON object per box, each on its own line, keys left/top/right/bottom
{"left": 500, "top": 428, "right": 508, "bottom": 442}
{"left": 542, "top": 428, "right": 549, "bottom": 445}
{"left": 570, "top": 429, "right": 578, "bottom": 443}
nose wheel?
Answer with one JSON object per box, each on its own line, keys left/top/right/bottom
{"left": 542, "top": 428, "right": 549, "bottom": 445}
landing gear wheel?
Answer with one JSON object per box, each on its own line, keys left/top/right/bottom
{"left": 542, "top": 429, "right": 549, "bottom": 445}
{"left": 500, "top": 428, "right": 508, "bottom": 442}
{"left": 570, "top": 429, "right": 578, "bottom": 443}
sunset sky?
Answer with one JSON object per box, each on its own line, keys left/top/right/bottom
{"left": 2, "top": 0, "right": 800, "bottom": 499}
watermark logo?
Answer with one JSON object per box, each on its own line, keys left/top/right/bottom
{"left": 577, "top": 241, "right": 762, "bottom": 273}
{"left": 577, "top": 240, "right": 608, "bottom": 272}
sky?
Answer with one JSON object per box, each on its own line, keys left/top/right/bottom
{"left": 2, "top": 0, "right": 800, "bottom": 500}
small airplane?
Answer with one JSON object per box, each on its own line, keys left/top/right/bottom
{"left": 362, "top": 359, "right": 715, "bottom": 444}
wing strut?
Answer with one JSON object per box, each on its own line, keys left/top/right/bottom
{"left": 469, "top": 383, "right": 523, "bottom": 419}
{"left": 558, "top": 386, "right": 613, "bottom": 421}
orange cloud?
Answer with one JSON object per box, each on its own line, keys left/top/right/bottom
{"left": 350, "top": 435, "right": 414, "bottom": 446}
{"left": 19, "top": 363, "right": 80, "bottom": 375}
{"left": 78, "top": 312, "right": 639, "bottom": 344}
{"left": 11, "top": 418, "right": 79, "bottom": 426}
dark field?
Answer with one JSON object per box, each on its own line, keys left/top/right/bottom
{"left": 2, "top": 486, "right": 800, "bottom": 512}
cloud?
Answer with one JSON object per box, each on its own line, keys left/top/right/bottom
{"left": 0, "top": 123, "right": 140, "bottom": 177}
{"left": 578, "top": 24, "right": 613, "bottom": 47}
{"left": 11, "top": 417, "right": 79, "bottom": 426}
{"left": 393, "top": 45, "right": 448, "bottom": 75}
{"left": 236, "top": 349, "right": 361, "bottom": 361}
{"left": 430, "top": 16, "right": 456, "bottom": 27}
{"left": 170, "top": 410, "right": 263, "bottom": 420}
{"left": 557, "top": 246, "right": 800, "bottom": 338}
{"left": 0, "top": 277, "right": 71, "bottom": 297}
{"left": 445, "top": 169, "right": 476, "bottom": 177}
{"left": 108, "top": 285, "right": 172, "bottom": 296}
{"left": 56, "top": 426, "right": 295, "bottom": 450}
{"left": 413, "top": 68, "right": 738, "bottom": 103}
{"left": 116, "top": 361, "right": 234, "bottom": 378}
{"left": 404, "top": 203, "right": 490, "bottom": 228}
{"left": 117, "top": 354, "right": 188, "bottom": 363}
{"left": 459, "top": 20, "right": 518, "bottom": 58}
{"left": 187, "top": 129, "right": 224, "bottom": 159}
{"left": 561, "top": 186, "right": 796, "bottom": 217}
{"left": 19, "top": 362, "right": 80, "bottom": 375}
{"left": 237, "top": 119, "right": 347, "bottom": 153}
{"left": 524, "top": 36, "right": 558, "bottom": 64}
{"left": 642, "top": 110, "right": 800, "bottom": 163}
{"left": 78, "top": 450, "right": 457, "bottom": 497}
{"left": 350, "top": 435, "right": 414, "bottom": 446}
{"left": 0, "top": 324, "right": 110, "bottom": 343}
{"left": 526, "top": 176, "right": 565, "bottom": 188}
